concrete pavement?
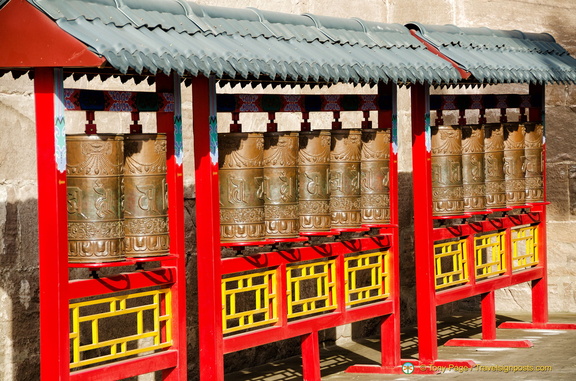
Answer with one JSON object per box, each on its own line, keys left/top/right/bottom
{"left": 225, "top": 313, "right": 576, "bottom": 380}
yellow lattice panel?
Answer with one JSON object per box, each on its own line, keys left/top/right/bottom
{"left": 475, "top": 231, "right": 506, "bottom": 280}
{"left": 287, "top": 259, "right": 337, "bottom": 319}
{"left": 344, "top": 251, "right": 390, "bottom": 307}
{"left": 69, "top": 288, "right": 172, "bottom": 369}
{"left": 512, "top": 225, "right": 539, "bottom": 271}
{"left": 434, "top": 239, "right": 469, "bottom": 290}
{"left": 222, "top": 269, "right": 278, "bottom": 334}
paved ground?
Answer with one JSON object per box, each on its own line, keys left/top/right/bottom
{"left": 225, "top": 313, "right": 576, "bottom": 380}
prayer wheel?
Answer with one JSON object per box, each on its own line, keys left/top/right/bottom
{"left": 360, "top": 128, "right": 390, "bottom": 225}
{"left": 431, "top": 125, "right": 464, "bottom": 216}
{"left": 461, "top": 125, "right": 485, "bottom": 213}
{"left": 263, "top": 132, "right": 299, "bottom": 239}
{"left": 330, "top": 129, "right": 362, "bottom": 229}
{"left": 219, "top": 133, "right": 265, "bottom": 243}
{"left": 484, "top": 123, "right": 507, "bottom": 209}
{"left": 123, "top": 134, "right": 169, "bottom": 257}
{"left": 524, "top": 122, "right": 544, "bottom": 203}
{"left": 66, "top": 134, "right": 124, "bottom": 263}
{"left": 503, "top": 123, "right": 526, "bottom": 206}
{"left": 298, "top": 130, "right": 331, "bottom": 233}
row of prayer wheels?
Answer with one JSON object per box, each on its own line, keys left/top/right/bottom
{"left": 431, "top": 122, "right": 544, "bottom": 216}
{"left": 66, "top": 134, "right": 169, "bottom": 263}
{"left": 218, "top": 129, "right": 391, "bottom": 243}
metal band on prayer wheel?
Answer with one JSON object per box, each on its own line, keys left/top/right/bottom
{"left": 360, "top": 129, "right": 390, "bottom": 225}
{"left": 123, "top": 134, "right": 169, "bottom": 257}
{"left": 263, "top": 132, "right": 299, "bottom": 239}
{"left": 503, "top": 123, "right": 526, "bottom": 206}
{"left": 330, "top": 129, "right": 362, "bottom": 228}
{"left": 66, "top": 134, "right": 124, "bottom": 263}
{"left": 431, "top": 125, "right": 464, "bottom": 216}
{"left": 484, "top": 123, "right": 507, "bottom": 209}
{"left": 524, "top": 122, "right": 544, "bottom": 203}
{"left": 298, "top": 130, "right": 331, "bottom": 233}
{"left": 461, "top": 125, "right": 485, "bottom": 213}
{"left": 219, "top": 133, "right": 265, "bottom": 243}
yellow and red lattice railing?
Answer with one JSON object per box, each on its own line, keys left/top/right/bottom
{"left": 287, "top": 259, "right": 337, "bottom": 319}
{"left": 475, "top": 231, "right": 507, "bottom": 280}
{"left": 511, "top": 225, "right": 539, "bottom": 271}
{"left": 345, "top": 250, "right": 390, "bottom": 306}
{"left": 222, "top": 269, "right": 279, "bottom": 334}
{"left": 219, "top": 236, "right": 395, "bottom": 340}
{"left": 69, "top": 287, "right": 172, "bottom": 369}
{"left": 434, "top": 239, "right": 469, "bottom": 290}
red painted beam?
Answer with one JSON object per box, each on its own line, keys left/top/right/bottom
{"left": 221, "top": 235, "right": 393, "bottom": 274}
{"left": 0, "top": 0, "right": 104, "bottom": 68}
{"left": 69, "top": 350, "right": 178, "bottom": 381}
{"left": 69, "top": 268, "right": 176, "bottom": 300}
{"left": 223, "top": 300, "right": 394, "bottom": 354}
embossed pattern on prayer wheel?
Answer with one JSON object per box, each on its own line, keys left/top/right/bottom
{"left": 360, "top": 129, "right": 390, "bottom": 225}
{"left": 219, "top": 133, "right": 265, "bottom": 243}
{"left": 524, "top": 122, "right": 544, "bottom": 203}
{"left": 263, "top": 132, "right": 299, "bottom": 239}
{"left": 330, "top": 129, "right": 362, "bottom": 229}
{"left": 123, "top": 134, "right": 169, "bottom": 257}
{"left": 431, "top": 125, "right": 464, "bottom": 216}
{"left": 461, "top": 125, "right": 485, "bottom": 213}
{"left": 298, "top": 130, "right": 331, "bottom": 233}
{"left": 484, "top": 123, "right": 507, "bottom": 209}
{"left": 66, "top": 134, "right": 124, "bottom": 263}
{"left": 503, "top": 123, "right": 526, "bottom": 207}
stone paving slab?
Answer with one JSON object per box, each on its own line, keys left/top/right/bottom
{"left": 225, "top": 314, "right": 576, "bottom": 380}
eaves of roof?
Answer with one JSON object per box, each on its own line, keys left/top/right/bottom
{"left": 407, "top": 22, "right": 576, "bottom": 85}
{"left": 25, "top": 0, "right": 460, "bottom": 85}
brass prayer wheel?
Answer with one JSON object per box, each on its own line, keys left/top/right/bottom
{"left": 330, "top": 129, "right": 362, "bottom": 229}
{"left": 431, "top": 125, "right": 464, "bottom": 216}
{"left": 66, "top": 134, "right": 124, "bottom": 263}
{"left": 524, "top": 122, "right": 544, "bottom": 203}
{"left": 298, "top": 130, "right": 331, "bottom": 233}
{"left": 360, "top": 128, "right": 390, "bottom": 225}
{"left": 219, "top": 132, "right": 265, "bottom": 243}
{"left": 503, "top": 123, "right": 526, "bottom": 206}
{"left": 123, "top": 134, "right": 169, "bottom": 257}
{"left": 263, "top": 132, "right": 299, "bottom": 239}
{"left": 461, "top": 125, "right": 485, "bottom": 213}
{"left": 484, "top": 123, "right": 507, "bottom": 209}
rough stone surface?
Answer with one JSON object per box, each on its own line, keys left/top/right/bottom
{"left": 0, "top": 0, "right": 576, "bottom": 379}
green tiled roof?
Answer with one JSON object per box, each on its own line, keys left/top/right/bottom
{"left": 27, "top": 0, "right": 460, "bottom": 85}
{"left": 407, "top": 23, "right": 576, "bottom": 84}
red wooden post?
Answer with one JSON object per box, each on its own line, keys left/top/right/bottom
{"left": 410, "top": 82, "right": 438, "bottom": 363}
{"left": 481, "top": 292, "right": 497, "bottom": 341}
{"left": 35, "top": 67, "right": 70, "bottom": 380}
{"left": 301, "top": 331, "right": 321, "bottom": 381}
{"left": 157, "top": 73, "right": 187, "bottom": 380}
{"left": 379, "top": 82, "right": 401, "bottom": 368}
{"left": 193, "top": 76, "right": 225, "bottom": 380}
{"left": 530, "top": 83, "right": 549, "bottom": 325}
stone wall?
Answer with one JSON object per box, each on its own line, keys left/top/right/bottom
{"left": 0, "top": 0, "right": 575, "bottom": 379}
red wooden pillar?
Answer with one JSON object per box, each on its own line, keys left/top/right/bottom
{"left": 157, "top": 73, "right": 187, "bottom": 380}
{"left": 379, "top": 82, "right": 401, "bottom": 368}
{"left": 193, "top": 76, "right": 225, "bottom": 380}
{"left": 301, "top": 331, "right": 321, "bottom": 380}
{"left": 410, "top": 82, "right": 438, "bottom": 364}
{"left": 35, "top": 67, "right": 70, "bottom": 380}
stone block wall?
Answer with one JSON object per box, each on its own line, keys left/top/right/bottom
{"left": 0, "top": 0, "right": 575, "bottom": 379}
